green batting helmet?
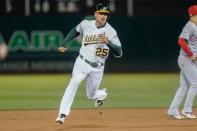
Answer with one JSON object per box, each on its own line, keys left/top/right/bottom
{"left": 95, "top": 3, "right": 110, "bottom": 14}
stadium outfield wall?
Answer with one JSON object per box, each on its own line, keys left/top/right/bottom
{"left": 0, "top": 16, "right": 187, "bottom": 73}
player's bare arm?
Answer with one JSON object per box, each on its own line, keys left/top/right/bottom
{"left": 58, "top": 27, "right": 80, "bottom": 53}
{"left": 58, "top": 47, "right": 67, "bottom": 53}
{"left": 98, "top": 33, "right": 108, "bottom": 44}
{"left": 190, "top": 55, "right": 197, "bottom": 62}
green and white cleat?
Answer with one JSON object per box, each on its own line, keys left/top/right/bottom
{"left": 56, "top": 114, "right": 66, "bottom": 124}
{"left": 95, "top": 88, "right": 108, "bottom": 107}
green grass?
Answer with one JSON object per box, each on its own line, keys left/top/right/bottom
{"left": 0, "top": 73, "right": 196, "bottom": 110}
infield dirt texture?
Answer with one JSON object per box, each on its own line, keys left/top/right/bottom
{"left": 0, "top": 108, "right": 197, "bottom": 131}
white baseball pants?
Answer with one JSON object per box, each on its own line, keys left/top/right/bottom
{"left": 58, "top": 56, "right": 107, "bottom": 116}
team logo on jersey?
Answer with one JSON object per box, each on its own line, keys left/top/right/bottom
{"left": 84, "top": 34, "right": 105, "bottom": 46}
{"left": 190, "top": 35, "right": 197, "bottom": 42}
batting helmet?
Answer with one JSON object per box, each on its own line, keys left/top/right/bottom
{"left": 95, "top": 3, "right": 110, "bottom": 14}
{"left": 188, "top": 5, "right": 197, "bottom": 16}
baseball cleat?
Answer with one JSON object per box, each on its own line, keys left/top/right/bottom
{"left": 95, "top": 88, "right": 108, "bottom": 107}
{"left": 95, "top": 99, "right": 105, "bottom": 107}
{"left": 56, "top": 114, "right": 66, "bottom": 124}
{"left": 181, "top": 111, "right": 196, "bottom": 119}
{"left": 171, "top": 114, "right": 185, "bottom": 120}
{"left": 167, "top": 112, "right": 185, "bottom": 120}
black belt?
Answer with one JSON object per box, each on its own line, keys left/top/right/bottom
{"left": 80, "top": 55, "right": 104, "bottom": 68}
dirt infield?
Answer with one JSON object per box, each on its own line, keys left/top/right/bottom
{"left": 0, "top": 108, "right": 197, "bottom": 131}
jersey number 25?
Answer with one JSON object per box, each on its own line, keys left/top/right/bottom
{"left": 96, "top": 48, "right": 109, "bottom": 57}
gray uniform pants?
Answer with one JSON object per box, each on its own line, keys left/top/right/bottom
{"left": 168, "top": 55, "right": 197, "bottom": 115}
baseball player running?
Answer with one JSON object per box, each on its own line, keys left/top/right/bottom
{"left": 167, "top": 5, "right": 197, "bottom": 119}
{"left": 56, "top": 2, "right": 122, "bottom": 124}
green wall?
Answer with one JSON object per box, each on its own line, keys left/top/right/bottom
{"left": 0, "top": 16, "right": 187, "bottom": 72}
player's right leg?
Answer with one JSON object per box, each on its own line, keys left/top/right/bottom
{"left": 167, "top": 71, "right": 188, "bottom": 119}
{"left": 167, "top": 55, "right": 189, "bottom": 119}
{"left": 56, "top": 57, "right": 88, "bottom": 124}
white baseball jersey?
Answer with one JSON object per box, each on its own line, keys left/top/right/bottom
{"left": 76, "top": 20, "right": 121, "bottom": 63}
{"left": 179, "top": 21, "right": 197, "bottom": 56}
{"left": 57, "top": 19, "right": 121, "bottom": 117}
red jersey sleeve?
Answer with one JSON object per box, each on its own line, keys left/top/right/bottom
{"left": 178, "top": 38, "right": 193, "bottom": 57}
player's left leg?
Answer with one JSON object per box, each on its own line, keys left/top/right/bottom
{"left": 86, "top": 70, "right": 107, "bottom": 107}
{"left": 182, "top": 65, "right": 197, "bottom": 118}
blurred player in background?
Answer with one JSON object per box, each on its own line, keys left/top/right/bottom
{"left": 0, "top": 34, "right": 8, "bottom": 61}
{"left": 56, "top": 2, "right": 122, "bottom": 124}
{"left": 167, "top": 5, "right": 197, "bottom": 119}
